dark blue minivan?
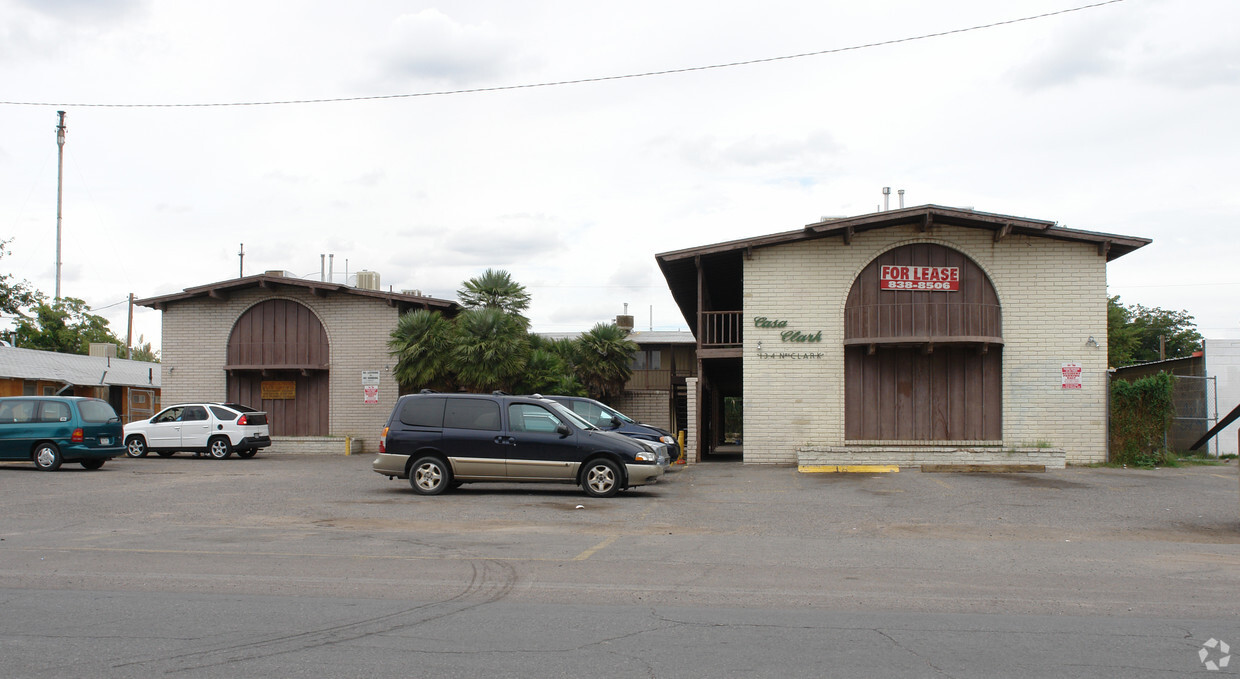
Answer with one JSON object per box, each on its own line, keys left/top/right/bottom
{"left": 0, "top": 396, "right": 126, "bottom": 471}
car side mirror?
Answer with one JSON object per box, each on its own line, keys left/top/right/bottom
{"left": 556, "top": 423, "right": 571, "bottom": 437}
{"left": 608, "top": 418, "right": 622, "bottom": 429}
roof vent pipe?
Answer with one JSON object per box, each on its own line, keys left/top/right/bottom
{"left": 320, "top": 254, "right": 326, "bottom": 282}
{"left": 898, "top": 189, "right": 905, "bottom": 209}
{"left": 882, "top": 187, "right": 891, "bottom": 211}
{"left": 329, "top": 254, "right": 334, "bottom": 284}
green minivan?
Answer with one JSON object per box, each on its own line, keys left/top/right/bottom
{"left": 0, "top": 396, "right": 126, "bottom": 471}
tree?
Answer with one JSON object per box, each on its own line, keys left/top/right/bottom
{"left": 129, "top": 334, "right": 161, "bottom": 363}
{"left": 574, "top": 323, "right": 638, "bottom": 400}
{"left": 14, "top": 297, "right": 124, "bottom": 355}
{"left": 451, "top": 308, "right": 529, "bottom": 393}
{"left": 1107, "top": 296, "right": 1203, "bottom": 367}
{"left": 388, "top": 309, "right": 457, "bottom": 392}
{"left": 0, "top": 238, "right": 44, "bottom": 320}
{"left": 457, "top": 269, "right": 532, "bottom": 321}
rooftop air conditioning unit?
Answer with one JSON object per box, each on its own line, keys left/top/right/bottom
{"left": 401, "top": 289, "right": 423, "bottom": 297}
{"left": 355, "top": 270, "right": 381, "bottom": 291}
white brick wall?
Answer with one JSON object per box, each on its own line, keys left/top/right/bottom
{"left": 160, "top": 287, "right": 406, "bottom": 452}
{"left": 742, "top": 224, "right": 1110, "bottom": 465}
{"left": 610, "top": 390, "right": 672, "bottom": 430}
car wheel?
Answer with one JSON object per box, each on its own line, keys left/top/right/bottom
{"left": 236, "top": 450, "right": 257, "bottom": 459}
{"left": 125, "top": 435, "right": 148, "bottom": 458}
{"left": 81, "top": 459, "right": 106, "bottom": 470}
{"left": 207, "top": 437, "right": 233, "bottom": 459}
{"left": 582, "top": 458, "right": 621, "bottom": 498}
{"left": 409, "top": 456, "right": 451, "bottom": 495}
{"left": 33, "top": 442, "right": 62, "bottom": 471}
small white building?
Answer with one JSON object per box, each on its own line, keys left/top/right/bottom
{"left": 1204, "top": 338, "right": 1240, "bottom": 457}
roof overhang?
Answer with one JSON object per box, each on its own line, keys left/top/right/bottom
{"left": 655, "top": 205, "right": 1152, "bottom": 332}
{"left": 135, "top": 274, "right": 459, "bottom": 315}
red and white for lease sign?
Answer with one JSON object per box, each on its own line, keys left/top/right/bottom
{"left": 880, "top": 265, "right": 959, "bottom": 291}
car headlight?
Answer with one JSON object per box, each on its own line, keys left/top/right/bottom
{"left": 635, "top": 450, "right": 657, "bottom": 463}
{"left": 659, "top": 435, "right": 676, "bottom": 446}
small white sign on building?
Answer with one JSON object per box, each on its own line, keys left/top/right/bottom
{"left": 361, "top": 370, "right": 381, "bottom": 385}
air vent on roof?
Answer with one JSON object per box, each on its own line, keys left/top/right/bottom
{"left": 355, "top": 271, "right": 381, "bottom": 290}
{"left": 401, "top": 289, "right": 422, "bottom": 297}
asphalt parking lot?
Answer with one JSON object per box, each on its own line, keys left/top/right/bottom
{"left": 2, "top": 453, "right": 1238, "bottom": 616}
{"left": 3, "top": 454, "right": 1240, "bottom": 677}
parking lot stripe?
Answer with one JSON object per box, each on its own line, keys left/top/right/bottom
{"left": 573, "top": 535, "right": 618, "bottom": 561}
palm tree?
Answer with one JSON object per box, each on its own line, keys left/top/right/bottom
{"left": 457, "top": 269, "right": 532, "bottom": 324}
{"left": 388, "top": 309, "right": 456, "bottom": 392}
{"left": 574, "top": 323, "right": 638, "bottom": 400}
{"left": 452, "top": 308, "right": 529, "bottom": 393}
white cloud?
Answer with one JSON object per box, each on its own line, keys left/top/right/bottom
{"left": 378, "top": 8, "right": 529, "bottom": 85}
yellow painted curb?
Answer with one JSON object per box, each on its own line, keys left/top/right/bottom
{"left": 798, "top": 465, "right": 900, "bottom": 474}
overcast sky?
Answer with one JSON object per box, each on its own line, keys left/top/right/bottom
{"left": 2, "top": 0, "right": 1238, "bottom": 354}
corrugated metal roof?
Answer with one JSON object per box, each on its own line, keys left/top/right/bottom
{"left": 0, "top": 346, "right": 161, "bottom": 388}
{"left": 537, "top": 330, "right": 696, "bottom": 345}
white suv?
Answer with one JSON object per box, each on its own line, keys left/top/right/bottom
{"left": 124, "top": 403, "right": 271, "bottom": 459}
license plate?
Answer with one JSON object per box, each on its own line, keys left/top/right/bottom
{"left": 100, "top": 437, "right": 111, "bottom": 445}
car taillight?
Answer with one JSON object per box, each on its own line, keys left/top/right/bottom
{"left": 237, "top": 415, "right": 248, "bottom": 425}
{"left": 71, "top": 428, "right": 84, "bottom": 442}
{"left": 379, "top": 426, "right": 388, "bottom": 453}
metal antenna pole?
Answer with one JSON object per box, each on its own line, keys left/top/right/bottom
{"left": 55, "top": 111, "right": 66, "bottom": 300}
{"left": 238, "top": 243, "right": 245, "bottom": 277}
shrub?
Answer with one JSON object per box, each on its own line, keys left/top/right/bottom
{"left": 1110, "top": 372, "right": 1175, "bottom": 467}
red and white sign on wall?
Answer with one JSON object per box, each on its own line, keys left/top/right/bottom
{"left": 880, "top": 265, "right": 960, "bottom": 291}
{"left": 1061, "top": 362, "right": 1083, "bottom": 389}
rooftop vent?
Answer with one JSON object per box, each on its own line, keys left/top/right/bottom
{"left": 355, "top": 270, "right": 381, "bottom": 291}
{"left": 400, "top": 289, "right": 423, "bottom": 297}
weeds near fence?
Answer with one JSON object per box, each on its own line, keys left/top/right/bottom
{"left": 1110, "top": 372, "right": 1175, "bottom": 468}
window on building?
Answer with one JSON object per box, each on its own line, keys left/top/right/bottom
{"left": 630, "top": 349, "right": 662, "bottom": 371}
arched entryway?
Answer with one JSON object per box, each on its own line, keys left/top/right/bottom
{"left": 843, "top": 244, "right": 1002, "bottom": 441}
{"left": 226, "top": 299, "right": 329, "bottom": 436}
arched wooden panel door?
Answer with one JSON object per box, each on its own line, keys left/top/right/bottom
{"left": 226, "top": 299, "right": 329, "bottom": 436}
{"left": 843, "top": 244, "right": 1002, "bottom": 441}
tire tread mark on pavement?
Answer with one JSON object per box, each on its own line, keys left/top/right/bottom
{"left": 108, "top": 559, "right": 518, "bottom": 674}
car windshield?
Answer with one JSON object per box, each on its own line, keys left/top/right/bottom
{"left": 78, "top": 399, "right": 120, "bottom": 423}
{"left": 602, "top": 404, "right": 635, "bottom": 424}
{"left": 546, "top": 401, "right": 597, "bottom": 430}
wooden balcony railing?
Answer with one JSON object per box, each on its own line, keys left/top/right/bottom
{"left": 700, "top": 311, "right": 743, "bottom": 348}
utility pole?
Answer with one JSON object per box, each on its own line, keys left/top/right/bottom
{"left": 55, "top": 110, "right": 66, "bottom": 300}
{"left": 126, "top": 293, "right": 134, "bottom": 359}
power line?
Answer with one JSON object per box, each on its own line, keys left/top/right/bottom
{"left": 1, "top": 0, "right": 1125, "bottom": 109}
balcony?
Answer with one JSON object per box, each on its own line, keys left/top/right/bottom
{"left": 701, "top": 311, "right": 743, "bottom": 348}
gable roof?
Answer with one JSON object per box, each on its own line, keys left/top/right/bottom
{"left": 135, "top": 274, "right": 459, "bottom": 314}
{"left": 0, "top": 346, "right": 160, "bottom": 388}
{"left": 655, "top": 204, "right": 1152, "bottom": 331}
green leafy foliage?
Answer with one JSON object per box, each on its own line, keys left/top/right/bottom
{"left": 129, "top": 334, "right": 160, "bottom": 362}
{"left": 1109, "top": 372, "right": 1175, "bottom": 467}
{"left": 389, "top": 271, "right": 636, "bottom": 397}
{"left": 14, "top": 297, "right": 124, "bottom": 355}
{"left": 456, "top": 268, "right": 532, "bottom": 322}
{"left": 1107, "top": 296, "right": 1203, "bottom": 367}
{"left": 575, "top": 323, "right": 638, "bottom": 401}
{"left": 0, "top": 238, "right": 44, "bottom": 319}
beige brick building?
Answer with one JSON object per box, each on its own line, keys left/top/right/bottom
{"left": 657, "top": 205, "right": 1151, "bottom": 467}
{"left": 137, "top": 274, "right": 457, "bottom": 454}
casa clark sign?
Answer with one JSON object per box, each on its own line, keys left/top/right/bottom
{"left": 880, "top": 265, "right": 960, "bottom": 291}
{"left": 754, "top": 317, "right": 822, "bottom": 343}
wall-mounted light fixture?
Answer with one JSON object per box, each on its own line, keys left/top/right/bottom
{"left": 1085, "top": 336, "right": 1099, "bottom": 348}
{"left": 757, "top": 340, "right": 763, "bottom": 351}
